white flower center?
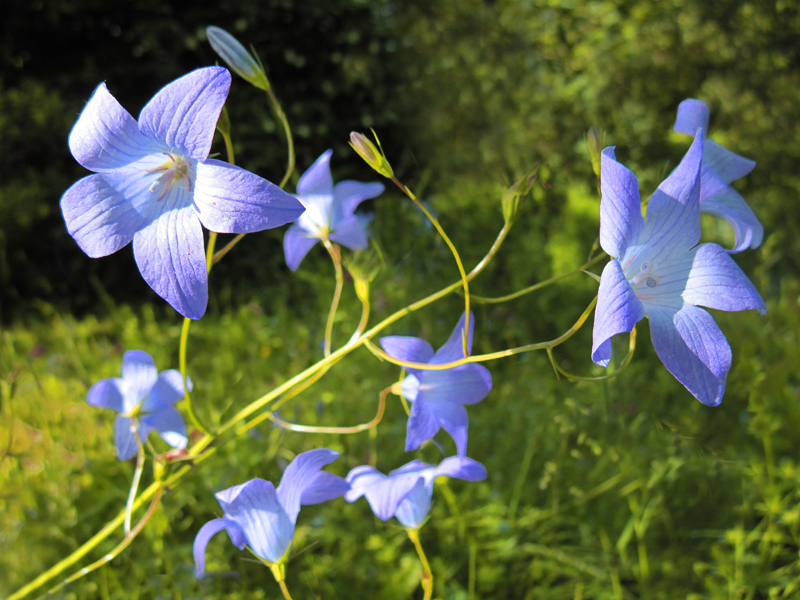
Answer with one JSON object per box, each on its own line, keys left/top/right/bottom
{"left": 146, "top": 152, "right": 193, "bottom": 200}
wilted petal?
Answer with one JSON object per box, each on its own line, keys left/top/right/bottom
{"left": 216, "top": 479, "right": 294, "bottom": 564}
{"left": 141, "top": 369, "right": 191, "bottom": 412}
{"left": 87, "top": 378, "right": 124, "bottom": 412}
{"left": 648, "top": 304, "right": 731, "bottom": 406}
{"left": 61, "top": 175, "right": 147, "bottom": 258}
{"left": 297, "top": 150, "right": 333, "bottom": 197}
{"left": 405, "top": 394, "right": 441, "bottom": 452}
{"left": 141, "top": 406, "right": 187, "bottom": 449}
{"left": 133, "top": 205, "right": 208, "bottom": 320}
{"left": 138, "top": 67, "right": 231, "bottom": 161}
{"left": 276, "top": 449, "right": 340, "bottom": 524}
{"left": 591, "top": 260, "right": 645, "bottom": 366}
{"left": 683, "top": 244, "right": 766, "bottom": 314}
{"left": 702, "top": 187, "right": 764, "bottom": 253}
{"left": 193, "top": 159, "right": 304, "bottom": 234}
{"left": 69, "top": 83, "right": 161, "bottom": 173}
{"left": 431, "top": 312, "right": 474, "bottom": 364}
{"left": 673, "top": 99, "right": 710, "bottom": 136}
{"left": 427, "top": 401, "right": 468, "bottom": 457}
{"left": 193, "top": 517, "right": 246, "bottom": 578}
{"left": 114, "top": 415, "right": 150, "bottom": 460}
{"left": 433, "top": 456, "right": 487, "bottom": 481}
{"left": 299, "top": 471, "right": 350, "bottom": 505}
{"left": 333, "top": 180, "right": 385, "bottom": 216}
{"left": 394, "top": 479, "right": 431, "bottom": 529}
{"left": 379, "top": 336, "right": 434, "bottom": 380}
{"left": 599, "top": 147, "right": 644, "bottom": 258}
{"left": 702, "top": 140, "right": 755, "bottom": 186}
{"left": 329, "top": 215, "right": 368, "bottom": 250}
{"left": 283, "top": 224, "right": 320, "bottom": 271}
{"left": 121, "top": 350, "right": 158, "bottom": 408}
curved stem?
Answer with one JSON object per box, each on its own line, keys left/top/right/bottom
{"left": 322, "top": 240, "right": 344, "bottom": 357}
{"left": 179, "top": 317, "right": 210, "bottom": 435}
{"left": 392, "top": 176, "right": 471, "bottom": 357}
{"left": 265, "top": 387, "right": 389, "bottom": 434}
{"left": 406, "top": 528, "right": 433, "bottom": 600}
{"left": 123, "top": 433, "right": 146, "bottom": 534}
{"left": 551, "top": 326, "right": 637, "bottom": 381}
{"left": 266, "top": 89, "right": 295, "bottom": 190}
{"left": 347, "top": 290, "right": 371, "bottom": 345}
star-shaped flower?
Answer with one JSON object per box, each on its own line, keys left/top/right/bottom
{"left": 380, "top": 312, "right": 492, "bottom": 456}
{"left": 673, "top": 99, "right": 762, "bottom": 253}
{"left": 591, "top": 129, "right": 766, "bottom": 406}
{"left": 193, "top": 449, "right": 349, "bottom": 576}
{"left": 283, "top": 149, "right": 384, "bottom": 270}
{"left": 345, "top": 456, "right": 486, "bottom": 529}
{"left": 62, "top": 67, "right": 305, "bottom": 319}
{"left": 87, "top": 350, "right": 190, "bottom": 460}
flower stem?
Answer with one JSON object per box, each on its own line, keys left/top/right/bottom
{"left": 266, "top": 89, "right": 295, "bottom": 190}
{"left": 269, "top": 564, "right": 293, "bottom": 600}
{"left": 179, "top": 317, "right": 210, "bottom": 435}
{"left": 406, "top": 528, "right": 433, "bottom": 600}
{"left": 322, "top": 239, "right": 344, "bottom": 357}
{"left": 123, "top": 433, "right": 146, "bottom": 534}
{"left": 550, "top": 326, "right": 637, "bottom": 381}
{"left": 391, "top": 176, "right": 471, "bottom": 357}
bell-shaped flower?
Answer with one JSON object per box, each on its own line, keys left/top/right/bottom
{"left": 87, "top": 350, "right": 191, "bottom": 460}
{"left": 193, "top": 449, "right": 350, "bottom": 577}
{"left": 673, "top": 99, "right": 761, "bottom": 253}
{"left": 283, "top": 149, "right": 384, "bottom": 270}
{"left": 345, "top": 456, "right": 486, "bottom": 529}
{"left": 62, "top": 67, "right": 305, "bottom": 319}
{"left": 380, "top": 312, "right": 492, "bottom": 457}
{"left": 592, "top": 129, "right": 766, "bottom": 406}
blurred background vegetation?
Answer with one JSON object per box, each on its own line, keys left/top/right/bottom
{"left": 2, "top": 0, "right": 799, "bottom": 598}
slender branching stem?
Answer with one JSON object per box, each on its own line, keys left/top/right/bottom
{"left": 391, "top": 176, "right": 471, "bottom": 357}
{"left": 406, "top": 528, "right": 433, "bottom": 600}
{"left": 264, "top": 387, "right": 389, "bottom": 434}
{"left": 551, "top": 326, "right": 637, "bottom": 381}
{"left": 123, "top": 432, "right": 146, "bottom": 534}
{"left": 347, "top": 291, "right": 371, "bottom": 345}
{"left": 266, "top": 89, "right": 295, "bottom": 189}
{"left": 179, "top": 317, "right": 210, "bottom": 435}
{"left": 322, "top": 239, "right": 344, "bottom": 357}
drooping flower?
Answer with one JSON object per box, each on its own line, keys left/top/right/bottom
{"left": 345, "top": 456, "right": 486, "bottom": 529}
{"left": 193, "top": 449, "right": 349, "bottom": 577}
{"left": 591, "top": 129, "right": 766, "bottom": 406}
{"left": 87, "top": 350, "right": 191, "bottom": 460}
{"left": 62, "top": 67, "right": 304, "bottom": 319}
{"left": 206, "top": 26, "right": 270, "bottom": 91}
{"left": 380, "top": 312, "right": 492, "bottom": 456}
{"left": 283, "top": 149, "right": 384, "bottom": 270}
{"left": 673, "top": 99, "right": 762, "bottom": 253}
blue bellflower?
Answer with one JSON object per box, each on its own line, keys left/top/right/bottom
{"left": 62, "top": 67, "right": 305, "bottom": 319}
{"left": 346, "top": 456, "right": 486, "bottom": 529}
{"left": 87, "top": 350, "right": 191, "bottom": 460}
{"left": 380, "top": 312, "right": 492, "bottom": 457}
{"left": 591, "top": 130, "right": 766, "bottom": 406}
{"left": 193, "top": 449, "right": 349, "bottom": 576}
{"left": 673, "top": 99, "right": 762, "bottom": 253}
{"left": 283, "top": 150, "right": 384, "bottom": 270}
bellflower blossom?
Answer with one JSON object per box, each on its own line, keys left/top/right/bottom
{"left": 62, "top": 67, "right": 305, "bottom": 319}
{"left": 345, "top": 456, "right": 486, "bottom": 529}
{"left": 591, "top": 130, "right": 766, "bottom": 406}
{"left": 87, "top": 350, "right": 190, "bottom": 460}
{"left": 283, "top": 149, "right": 384, "bottom": 270}
{"left": 193, "top": 449, "right": 349, "bottom": 576}
{"left": 380, "top": 312, "right": 492, "bottom": 457}
{"left": 673, "top": 99, "right": 762, "bottom": 253}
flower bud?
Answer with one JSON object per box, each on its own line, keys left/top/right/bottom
{"left": 349, "top": 130, "right": 394, "bottom": 179}
{"left": 586, "top": 127, "right": 604, "bottom": 177}
{"left": 501, "top": 168, "right": 537, "bottom": 225}
{"left": 206, "top": 26, "right": 270, "bottom": 91}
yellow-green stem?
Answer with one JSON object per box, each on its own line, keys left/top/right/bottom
{"left": 179, "top": 317, "right": 210, "bottom": 435}
{"left": 406, "top": 528, "right": 433, "bottom": 600}
{"left": 264, "top": 387, "right": 389, "bottom": 434}
{"left": 551, "top": 326, "right": 637, "bottom": 381}
{"left": 266, "top": 89, "right": 295, "bottom": 189}
{"left": 269, "top": 563, "right": 293, "bottom": 600}
{"left": 123, "top": 433, "right": 146, "bottom": 534}
{"left": 322, "top": 239, "right": 344, "bottom": 357}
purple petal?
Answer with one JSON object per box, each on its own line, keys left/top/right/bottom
{"left": 405, "top": 394, "right": 441, "bottom": 452}
{"left": 599, "top": 147, "right": 644, "bottom": 258}
{"left": 344, "top": 466, "right": 387, "bottom": 503}
{"left": 657, "top": 129, "right": 704, "bottom": 207}
{"left": 345, "top": 463, "right": 429, "bottom": 521}
{"left": 328, "top": 215, "right": 368, "bottom": 250}
{"left": 193, "top": 517, "right": 246, "bottom": 578}
{"left": 591, "top": 260, "right": 645, "bottom": 366}
{"left": 87, "top": 378, "right": 124, "bottom": 412}
{"left": 648, "top": 304, "right": 731, "bottom": 406}
{"left": 431, "top": 312, "right": 474, "bottom": 364}
{"left": 702, "top": 140, "right": 755, "bottom": 186}
{"left": 193, "top": 159, "right": 304, "bottom": 234}
{"left": 133, "top": 206, "right": 208, "bottom": 320}
{"left": 141, "top": 369, "right": 191, "bottom": 412}
{"left": 379, "top": 336, "right": 434, "bottom": 380}
{"left": 69, "top": 83, "right": 161, "bottom": 173}
{"left": 61, "top": 175, "right": 147, "bottom": 258}
{"left": 683, "top": 244, "right": 766, "bottom": 314}
{"left": 427, "top": 401, "right": 469, "bottom": 457}
{"left": 138, "top": 67, "right": 231, "bottom": 161}
{"left": 422, "top": 364, "right": 492, "bottom": 408}
{"left": 283, "top": 223, "right": 320, "bottom": 271}
{"left": 215, "top": 478, "right": 294, "bottom": 564}
{"left": 276, "top": 449, "right": 340, "bottom": 524}
{"left": 299, "top": 472, "right": 350, "bottom": 505}
{"left": 433, "top": 456, "right": 487, "bottom": 481}
{"left": 333, "top": 180, "right": 385, "bottom": 215}
{"left": 673, "top": 99, "right": 710, "bottom": 136}
{"left": 114, "top": 415, "right": 150, "bottom": 460}
{"left": 394, "top": 479, "right": 431, "bottom": 529}
{"left": 297, "top": 150, "right": 333, "bottom": 197}
{"left": 701, "top": 187, "right": 763, "bottom": 253}
{"left": 400, "top": 374, "right": 420, "bottom": 401}
{"left": 121, "top": 350, "right": 158, "bottom": 408}
{"left": 140, "top": 406, "right": 187, "bottom": 449}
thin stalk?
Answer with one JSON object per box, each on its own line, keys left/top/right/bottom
{"left": 322, "top": 240, "right": 344, "bottom": 357}
{"left": 266, "top": 89, "right": 295, "bottom": 189}
{"left": 406, "top": 528, "right": 433, "bottom": 600}
{"left": 123, "top": 432, "right": 146, "bottom": 534}
{"left": 269, "top": 564, "right": 293, "bottom": 600}
{"left": 264, "top": 387, "right": 389, "bottom": 434}
{"left": 347, "top": 287, "right": 371, "bottom": 345}
{"left": 551, "top": 326, "right": 637, "bottom": 381}
{"left": 392, "top": 176, "right": 471, "bottom": 357}
{"left": 179, "top": 317, "right": 209, "bottom": 435}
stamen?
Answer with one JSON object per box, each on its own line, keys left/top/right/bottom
{"left": 144, "top": 153, "right": 193, "bottom": 201}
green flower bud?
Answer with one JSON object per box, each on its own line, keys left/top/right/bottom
{"left": 501, "top": 168, "right": 537, "bottom": 225}
{"left": 206, "top": 26, "right": 270, "bottom": 91}
{"left": 349, "top": 130, "right": 394, "bottom": 179}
